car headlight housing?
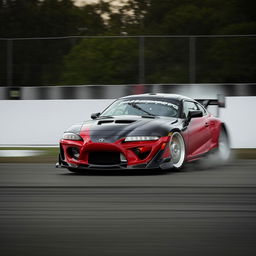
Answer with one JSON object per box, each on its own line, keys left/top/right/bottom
{"left": 62, "top": 133, "right": 82, "bottom": 141}
{"left": 125, "top": 136, "right": 159, "bottom": 142}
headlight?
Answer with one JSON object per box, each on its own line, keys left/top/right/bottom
{"left": 62, "top": 133, "right": 82, "bottom": 141}
{"left": 125, "top": 136, "right": 159, "bottom": 142}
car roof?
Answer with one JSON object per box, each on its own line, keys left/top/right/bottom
{"left": 121, "top": 93, "right": 195, "bottom": 102}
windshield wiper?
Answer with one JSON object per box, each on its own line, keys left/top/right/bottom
{"left": 128, "top": 102, "right": 155, "bottom": 117}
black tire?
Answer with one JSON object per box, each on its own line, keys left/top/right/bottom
{"left": 216, "top": 128, "right": 231, "bottom": 162}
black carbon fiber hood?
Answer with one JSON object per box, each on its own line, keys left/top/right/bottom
{"left": 80, "top": 116, "right": 177, "bottom": 143}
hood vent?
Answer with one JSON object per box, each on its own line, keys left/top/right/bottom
{"left": 98, "top": 120, "right": 114, "bottom": 125}
{"left": 98, "top": 119, "right": 136, "bottom": 125}
{"left": 115, "top": 120, "right": 135, "bottom": 124}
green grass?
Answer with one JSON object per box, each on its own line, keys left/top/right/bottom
{"left": 232, "top": 149, "right": 256, "bottom": 160}
{"left": 0, "top": 147, "right": 256, "bottom": 163}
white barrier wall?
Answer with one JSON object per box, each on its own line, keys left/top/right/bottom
{"left": 219, "top": 97, "right": 256, "bottom": 148}
{"left": 0, "top": 97, "right": 255, "bottom": 148}
{"left": 0, "top": 100, "right": 113, "bottom": 146}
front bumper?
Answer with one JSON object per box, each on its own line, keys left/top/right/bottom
{"left": 56, "top": 136, "right": 173, "bottom": 171}
{"left": 56, "top": 156, "right": 173, "bottom": 170}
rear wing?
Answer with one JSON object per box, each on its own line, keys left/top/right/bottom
{"left": 195, "top": 94, "right": 226, "bottom": 108}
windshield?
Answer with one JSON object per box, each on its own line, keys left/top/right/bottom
{"left": 101, "top": 99, "right": 179, "bottom": 118}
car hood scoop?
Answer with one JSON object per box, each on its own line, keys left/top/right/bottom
{"left": 97, "top": 119, "right": 136, "bottom": 125}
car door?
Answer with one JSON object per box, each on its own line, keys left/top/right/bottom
{"left": 182, "top": 100, "right": 211, "bottom": 158}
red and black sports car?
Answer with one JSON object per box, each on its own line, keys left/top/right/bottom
{"left": 56, "top": 93, "right": 230, "bottom": 172}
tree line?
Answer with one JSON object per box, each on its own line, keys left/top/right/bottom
{"left": 0, "top": 0, "right": 255, "bottom": 86}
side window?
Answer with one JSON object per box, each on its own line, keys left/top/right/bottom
{"left": 183, "top": 101, "right": 198, "bottom": 118}
{"left": 196, "top": 103, "right": 207, "bottom": 116}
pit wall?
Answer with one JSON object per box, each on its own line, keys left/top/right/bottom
{"left": 0, "top": 97, "right": 255, "bottom": 148}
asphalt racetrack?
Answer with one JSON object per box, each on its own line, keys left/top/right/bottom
{"left": 0, "top": 160, "right": 256, "bottom": 256}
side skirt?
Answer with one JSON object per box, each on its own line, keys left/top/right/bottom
{"left": 186, "top": 147, "right": 218, "bottom": 162}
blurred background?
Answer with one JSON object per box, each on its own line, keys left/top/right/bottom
{"left": 0, "top": 0, "right": 255, "bottom": 88}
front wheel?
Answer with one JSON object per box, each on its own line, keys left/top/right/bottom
{"left": 169, "top": 132, "right": 186, "bottom": 170}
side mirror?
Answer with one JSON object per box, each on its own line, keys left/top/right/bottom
{"left": 185, "top": 110, "right": 203, "bottom": 125}
{"left": 91, "top": 112, "right": 100, "bottom": 120}
{"left": 188, "top": 110, "right": 203, "bottom": 119}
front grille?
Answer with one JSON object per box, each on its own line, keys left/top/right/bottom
{"left": 88, "top": 151, "right": 121, "bottom": 165}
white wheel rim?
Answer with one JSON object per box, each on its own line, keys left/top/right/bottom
{"left": 219, "top": 132, "right": 230, "bottom": 161}
{"left": 170, "top": 132, "right": 185, "bottom": 168}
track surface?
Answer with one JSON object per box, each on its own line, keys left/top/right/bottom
{"left": 0, "top": 161, "right": 256, "bottom": 256}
